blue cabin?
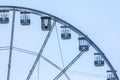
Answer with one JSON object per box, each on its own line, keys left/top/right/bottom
{"left": 94, "top": 53, "right": 104, "bottom": 67}
{"left": 20, "top": 12, "right": 30, "bottom": 25}
{"left": 78, "top": 37, "right": 89, "bottom": 51}
{"left": 0, "top": 10, "right": 9, "bottom": 24}
{"left": 107, "top": 71, "right": 116, "bottom": 80}
{"left": 41, "top": 16, "right": 51, "bottom": 31}
{"left": 61, "top": 26, "right": 71, "bottom": 40}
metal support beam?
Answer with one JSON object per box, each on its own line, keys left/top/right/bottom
{"left": 7, "top": 9, "right": 15, "bottom": 80}
{"left": 26, "top": 21, "right": 56, "bottom": 80}
{"left": 15, "top": 46, "right": 70, "bottom": 80}
{"left": 54, "top": 51, "right": 85, "bottom": 80}
{"left": 41, "top": 54, "right": 70, "bottom": 80}
{"left": 13, "top": 47, "right": 70, "bottom": 80}
{"left": 0, "top": 46, "right": 70, "bottom": 80}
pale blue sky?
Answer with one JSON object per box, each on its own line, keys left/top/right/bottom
{"left": 0, "top": 0, "right": 120, "bottom": 80}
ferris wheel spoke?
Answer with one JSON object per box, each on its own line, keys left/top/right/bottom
{"left": 41, "top": 53, "right": 70, "bottom": 80}
{"left": 26, "top": 21, "right": 56, "bottom": 80}
{"left": 13, "top": 46, "right": 70, "bottom": 80}
{"left": 55, "top": 24, "right": 65, "bottom": 67}
{"left": 7, "top": 8, "right": 16, "bottom": 80}
{"left": 0, "top": 45, "right": 70, "bottom": 79}
{"left": 55, "top": 24, "right": 70, "bottom": 80}
{"left": 0, "top": 46, "right": 10, "bottom": 50}
{"left": 54, "top": 51, "right": 85, "bottom": 80}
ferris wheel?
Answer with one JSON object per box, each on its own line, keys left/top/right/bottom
{"left": 0, "top": 6, "right": 119, "bottom": 80}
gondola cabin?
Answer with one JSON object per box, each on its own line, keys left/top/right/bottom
{"left": 0, "top": 10, "right": 9, "bottom": 24}
{"left": 107, "top": 70, "right": 116, "bottom": 80}
{"left": 41, "top": 16, "right": 51, "bottom": 31}
{"left": 78, "top": 37, "right": 89, "bottom": 51}
{"left": 20, "top": 12, "right": 30, "bottom": 25}
{"left": 61, "top": 26, "right": 71, "bottom": 40}
{"left": 94, "top": 53, "right": 104, "bottom": 67}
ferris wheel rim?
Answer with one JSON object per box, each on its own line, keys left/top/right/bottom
{"left": 0, "top": 5, "right": 119, "bottom": 80}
